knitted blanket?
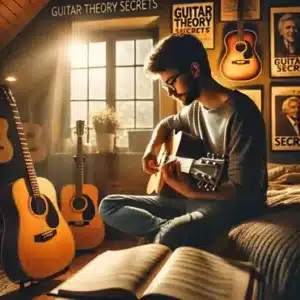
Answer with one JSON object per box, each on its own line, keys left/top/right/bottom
{"left": 229, "top": 163, "right": 300, "bottom": 300}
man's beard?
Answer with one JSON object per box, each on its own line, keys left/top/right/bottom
{"left": 184, "top": 74, "right": 203, "bottom": 106}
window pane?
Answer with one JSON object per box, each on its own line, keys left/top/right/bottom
{"left": 116, "top": 40, "right": 134, "bottom": 66}
{"left": 89, "top": 101, "right": 106, "bottom": 127}
{"left": 71, "top": 101, "right": 87, "bottom": 128}
{"left": 116, "top": 67, "right": 134, "bottom": 99}
{"left": 136, "top": 39, "right": 153, "bottom": 65}
{"left": 89, "top": 42, "right": 106, "bottom": 67}
{"left": 71, "top": 69, "right": 87, "bottom": 100}
{"left": 116, "top": 101, "right": 134, "bottom": 128}
{"left": 136, "top": 101, "right": 153, "bottom": 128}
{"left": 69, "top": 42, "right": 87, "bottom": 68}
{"left": 89, "top": 68, "right": 106, "bottom": 100}
{"left": 136, "top": 67, "right": 153, "bottom": 99}
{"left": 89, "top": 129, "right": 96, "bottom": 146}
{"left": 116, "top": 129, "right": 129, "bottom": 148}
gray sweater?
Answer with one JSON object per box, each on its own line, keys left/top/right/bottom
{"left": 161, "top": 90, "right": 268, "bottom": 211}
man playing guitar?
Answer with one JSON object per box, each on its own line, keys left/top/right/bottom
{"left": 99, "top": 33, "right": 267, "bottom": 250}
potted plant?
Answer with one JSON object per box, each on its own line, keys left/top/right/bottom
{"left": 92, "top": 106, "right": 119, "bottom": 153}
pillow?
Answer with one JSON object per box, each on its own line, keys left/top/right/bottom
{"left": 267, "top": 163, "right": 300, "bottom": 183}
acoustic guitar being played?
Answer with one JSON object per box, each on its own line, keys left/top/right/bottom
{"left": 147, "top": 131, "right": 227, "bottom": 197}
{"left": 60, "top": 120, "right": 105, "bottom": 251}
{"left": 0, "top": 84, "right": 75, "bottom": 283}
{"left": 0, "top": 118, "right": 14, "bottom": 163}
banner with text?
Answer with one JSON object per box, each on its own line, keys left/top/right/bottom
{"left": 172, "top": 2, "right": 214, "bottom": 49}
{"left": 50, "top": 0, "right": 159, "bottom": 18}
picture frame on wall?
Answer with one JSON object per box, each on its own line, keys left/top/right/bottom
{"left": 271, "top": 84, "right": 300, "bottom": 151}
{"left": 220, "top": 0, "right": 261, "bottom": 21}
{"left": 172, "top": 2, "right": 214, "bottom": 49}
{"left": 237, "top": 86, "right": 263, "bottom": 112}
{"left": 270, "top": 7, "right": 300, "bottom": 78}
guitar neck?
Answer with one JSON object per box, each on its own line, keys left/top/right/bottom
{"left": 237, "top": 21, "right": 244, "bottom": 41}
{"left": 10, "top": 97, "right": 40, "bottom": 197}
{"left": 172, "top": 156, "right": 218, "bottom": 178}
{"left": 75, "top": 136, "right": 84, "bottom": 198}
{"left": 237, "top": 0, "right": 244, "bottom": 41}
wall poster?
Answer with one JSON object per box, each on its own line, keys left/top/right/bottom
{"left": 172, "top": 2, "right": 214, "bottom": 49}
{"left": 271, "top": 84, "right": 300, "bottom": 151}
{"left": 220, "top": 0, "right": 260, "bottom": 21}
{"left": 270, "top": 7, "right": 300, "bottom": 78}
{"left": 237, "top": 87, "right": 262, "bottom": 111}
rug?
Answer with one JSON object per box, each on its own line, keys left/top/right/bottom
{"left": 0, "top": 267, "right": 19, "bottom": 296}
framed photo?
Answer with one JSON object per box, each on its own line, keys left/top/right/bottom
{"left": 237, "top": 86, "right": 263, "bottom": 111}
{"left": 271, "top": 84, "right": 300, "bottom": 151}
{"left": 270, "top": 7, "right": 300, "bottom": 78}
{"left": 220, "top": 0, "right": 260, "bottom": 21}
{"left": 172, "top": 2, "right": 214, "bottom": 49}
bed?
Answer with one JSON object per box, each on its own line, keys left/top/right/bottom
{"left": 228, "top": 163, "right": 300, "bottom": 300}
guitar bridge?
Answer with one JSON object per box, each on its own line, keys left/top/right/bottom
{"left": 232, "top": 59, "right": 250, "bottom": 65}
{"left": 34, "top": 229, "right": 57, "bottom": 243}
{"left": 68, "top": 220, "right": 90, "bottom": 227}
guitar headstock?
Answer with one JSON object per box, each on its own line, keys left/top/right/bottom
{"left": 190, "top": 152, "right": 228, "bottom": 192}
{"left": 75, "top": 120, "right": 85, "bottom": 137}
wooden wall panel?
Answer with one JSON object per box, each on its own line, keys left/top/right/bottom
{"left": 0, "top": 0, "right": 49, "bottom": 50}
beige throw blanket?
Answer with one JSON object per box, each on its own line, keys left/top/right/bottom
{"left": 267, "top": 163, "right": 300, "bottom": 208}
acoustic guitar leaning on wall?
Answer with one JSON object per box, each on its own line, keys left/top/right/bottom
{"left": 0, "top": 118, "right": 14, "bottom": 163}
{"left": 60, "top": 120, "right": 105, "bottom": 251}
{"left": 22, "top": 104, "right": 47, "bottom": 163}
{"left": 0, "top": 84, "right": 75, "bottom": 283}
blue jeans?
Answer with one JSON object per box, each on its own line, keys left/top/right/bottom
{"left": 99, "top": 194, "right": 239, "bottom": 250}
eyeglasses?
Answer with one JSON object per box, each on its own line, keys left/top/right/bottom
{"left": 161, "top": 72, "right": 182, "bottom": 92}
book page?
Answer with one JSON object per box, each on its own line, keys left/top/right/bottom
{"left": 142, "top": 247, "right": 254, "bottom": 300}
{"left": 49, "top": 244, "right": 171, "bottom": 299}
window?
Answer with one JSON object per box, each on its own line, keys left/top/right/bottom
{"left": 69, "top": 31, "right": 157, "bottom": 148}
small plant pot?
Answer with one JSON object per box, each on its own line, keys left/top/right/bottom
{"left": 96, "top": 133, "right": 115, "bottom": 153}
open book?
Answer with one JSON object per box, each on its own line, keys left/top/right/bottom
{"left": 48, "top": 244, "right": 258, "bottom": 300}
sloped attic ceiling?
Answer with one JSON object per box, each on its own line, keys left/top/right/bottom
{"left": 0, "top": 0, "right": 49, "bottom": 51}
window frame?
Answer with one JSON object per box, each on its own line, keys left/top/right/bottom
{"left": 69, "top": 28, "right": 159, "bottom": 148}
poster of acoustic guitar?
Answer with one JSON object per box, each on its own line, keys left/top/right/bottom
{"left": 172, "top": 2, "right": 214, "bottom": 49}
{"left": 220, "top": 0, "right": 260, "bottom": 21}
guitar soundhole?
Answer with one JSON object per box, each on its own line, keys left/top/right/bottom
{"left": 72, "top": 197, "right": 86, "bottom": 211}
{"left": 235, "top": 42, "right": 246, "bottom": 52}
{"left": 30, "top": 196, "right": 47, "bottom": 216}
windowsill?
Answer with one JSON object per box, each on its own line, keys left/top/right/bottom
{"left": 50, "top": 150, "right": 144, "bottom": 156}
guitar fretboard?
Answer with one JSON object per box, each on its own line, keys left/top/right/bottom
{"left": 6, "top": 91, "right": 40, "bottom": 197}
{"left": 237, "top": 0, "right": 245, "bottom": 41}
{"left": 75, "top": 133, "right": 84, "bottom": 198}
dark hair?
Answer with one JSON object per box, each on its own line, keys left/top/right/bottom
{"left": 144, "top": 33, "right": 211, "bottom": 78}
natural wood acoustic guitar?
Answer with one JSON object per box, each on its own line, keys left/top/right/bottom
{"left": 60, "top": 120, "right": 105, "bottom": 250}
{"left": 0, "top": 84, "right": 75, "bottom": 283}
{"left": 147, "top": 131, "right": 227, "bottom": 197}
{"left": 22, "top": 103, "right": 47, "bottom": 163}
{"left": 220, "top": 0, "right": 262, "bottom": 81}
{"left": 0, "top": 117, "right": 14, "bottom": 163}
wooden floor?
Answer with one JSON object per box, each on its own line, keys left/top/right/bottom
{"left": 1, "top": 240, "right": 137, "bottom": 300}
